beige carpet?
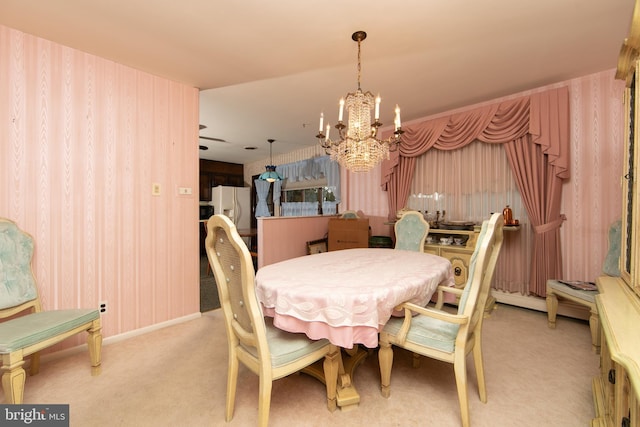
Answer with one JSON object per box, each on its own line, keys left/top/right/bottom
{"left": 2, "top": 304, "right": 599, "bottom": 426}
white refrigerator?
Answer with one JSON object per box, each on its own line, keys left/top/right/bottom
{"left": 210, "top": 186, "right": 251, "bottom": 230}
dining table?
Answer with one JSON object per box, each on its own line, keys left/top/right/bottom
{"left": 255, "top": 247, "right": 455, "bottom": 408}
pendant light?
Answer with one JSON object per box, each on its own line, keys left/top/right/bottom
{"left": 259, "top": 139, "right": 283, "bottom": 182}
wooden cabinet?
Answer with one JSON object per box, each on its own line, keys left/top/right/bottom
{"left": 593, "top": 5, "right": 640, "bottom": 425}
{"left": 423, "top": 227, "right": 499, "bottom": 314}
{"left": 593, "top": 277, "right": 640, "bottom": 427}
{"left": 199, "top": 159, "right": 244, "bottom": 200}
{"left": 424, "top": 228, "right": 479, "bottom": 288}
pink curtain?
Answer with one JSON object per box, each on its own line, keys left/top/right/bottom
{"left": 381, "top": 87, "right": 570, "bottom": 296}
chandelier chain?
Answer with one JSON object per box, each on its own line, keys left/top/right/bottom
{"left": 357, "top": 38, "right": 362, "bottom": 91}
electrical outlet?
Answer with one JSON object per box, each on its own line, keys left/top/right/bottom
{"left": 99, "top": 301, "right": 108, "bottom": 314}
{"left": 178, "top": 187, "right": 192, "bottom": 195}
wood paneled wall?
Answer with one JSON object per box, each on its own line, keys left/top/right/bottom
{"left": 0, "top": 25, "right": 200, "bottom": 349}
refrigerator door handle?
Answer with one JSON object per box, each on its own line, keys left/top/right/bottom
{"left": 233, "top": 192, "right": 239, "bottom": 225}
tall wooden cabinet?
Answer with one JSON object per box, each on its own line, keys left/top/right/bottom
{"left": 593, "top": 3, "right": 640, "bottom": 425}
{"left": 198, "top": 159, "right": 244, "bottom": 201}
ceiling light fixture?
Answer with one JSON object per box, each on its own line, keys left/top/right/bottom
{"left": 259, "top": 139, "right": 283, "bottom": 182}
{"left": 316, "top": 31, "right": 403, "bottom": 172}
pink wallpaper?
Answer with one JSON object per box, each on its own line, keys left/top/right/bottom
{"left": 562, "top": 71, "right": 625, "bottom": 281}
{"left": 0, "top": 25, "right": 200, "bottom": 349}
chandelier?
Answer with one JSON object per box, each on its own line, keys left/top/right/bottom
{"left": 259, "top": 139, "right": 283, "bottom": 182}
{"left": 316, "top": 31, "right": 403, "bottom": 172}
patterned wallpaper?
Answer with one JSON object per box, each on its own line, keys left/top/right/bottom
{"left": 0, "top": 25, "right": 200, "bottom": 348}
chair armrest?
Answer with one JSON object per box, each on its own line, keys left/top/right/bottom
{"left": 433, "top": 285, "right": 463, "bottom": 310}
{"left": 393, "top": 301, "right": 469, "bottom": 344}
{"left": 400, "top": 302, "right": 468, "bottom": 324}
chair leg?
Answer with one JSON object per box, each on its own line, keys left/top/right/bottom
{"left": 378, "top": 340, "right": 393, "bottom": 398}
{"left": 257, "top": 374, "right": 273, "bottom": 427}
{"left": 546, "top": 292, "right": 558, "bottom": 329}
{"left": 225, "top": 352, "right": 239, "bottom": 422}
{"left": 29, "top": 352, "right": 41, "bottom": 376}
{"left": 472, "top": 334, "right": 487, "bottom": 403}
{"left": 454, "top": 351, "right": 470, "bottom": 427}
{"left": 323, "top": 345, "right": 339, "bottom": 412}
{"left": 88, "top": 319, "right": 103, "bottom": 375}
{"left": 1, "top": 353, "right": 26, "bottom": 404}
{"left": 412, "top": 352, "right": 421, "bottom": 368}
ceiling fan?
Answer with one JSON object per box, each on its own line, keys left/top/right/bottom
{"left": 199, "top": 124, "right": 228, "bottom": 145}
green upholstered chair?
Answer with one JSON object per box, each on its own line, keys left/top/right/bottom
{"left": 546, "top": 219, "right": 621, "bottom": 354}
{"left": 394, "top": 210, "right": 430, "bottom": 252}
{"left": 379, "top": 213, "right": 504, "bottom": 427}
{"left": 205, "top": 214, "right": 339, "bottom": 427}
{"left": 0, "top": 218, "right": 102, "bottom": 404}
{"left": 340, "top": 210, "right": 359, "bottom": 219}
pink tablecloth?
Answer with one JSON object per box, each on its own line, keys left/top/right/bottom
{"left": 255, "top": 248, "right": 454, "bottom": 349}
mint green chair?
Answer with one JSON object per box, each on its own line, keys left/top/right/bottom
{"left": 379, "top": 213, "right": 504, "bottom": 427}
{"left": 394, "top": 211, "right": 429, "bottom": 252}
{"left": 205, "top": 214, "right": 339, "bottom": 427}
{"left": 0, "top": 218, "right": 102, "bottom": 404}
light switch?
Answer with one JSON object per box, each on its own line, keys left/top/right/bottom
{"left": 152, "top": 183, "right": 161, "bottom": 196}
{"left": 178, "top": 187, "right": 192, "bottom": 195}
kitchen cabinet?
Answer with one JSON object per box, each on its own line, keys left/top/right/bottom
{"left": 199, "top": 159, "right": 244, "bottom": 201}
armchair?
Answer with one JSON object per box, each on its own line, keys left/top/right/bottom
{"left": 0, "top": 218, "right": 102, "bottom": 404}
{"left": 379, "top": 213, "right": 503, "bottom": 427}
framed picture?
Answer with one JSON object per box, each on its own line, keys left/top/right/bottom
{"left": 306, "top": 237, "right": 328, "bottom": 255}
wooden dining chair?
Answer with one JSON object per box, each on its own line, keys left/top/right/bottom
{"left": 0, "top": 218, "right": 102, "bottom": 404}
{"left": 205, "top": 214, "right": 339, "bottom": 427}
{"left": 379, "top": 212, "right": 503, "bottom": 427}
{"left": 394, "top": 210, "right": 429, "bottom": 252}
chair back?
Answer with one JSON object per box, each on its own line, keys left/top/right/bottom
{"left": 394, "top": 211, "right": 429, "bottom": 252}
{"left": 0, "top": 218, "right": 40, "bottom": 316}
{"left": 340, "top": 210, "right": 359, "bottom": 219}
{"left": 205, "top": 215, "right": 269, "bottom": 363}
{"left": 456, "top": 213, "right": 504, "bottom": 329}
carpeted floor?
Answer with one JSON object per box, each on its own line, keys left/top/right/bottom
{"left": 200, "top": 255, "right": 220, "bottom": 312}
{"left": 3, "top": 303, "right": 599, "bottom": 426}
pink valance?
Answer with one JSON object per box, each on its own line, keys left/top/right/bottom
{"left": 380, "top": 87, "right": 570, "bottom": 296}
{"left": 382, "top": 88, "right": 569, "bottom": 189}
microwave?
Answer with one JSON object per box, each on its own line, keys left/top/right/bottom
{"left": 199, "top": 204, "right": 214, "bottom": 220}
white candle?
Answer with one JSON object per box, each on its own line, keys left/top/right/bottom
{"left": 395, "top": 105, "right": 401, "bottom": 127}
{"left": 325, "top": 124, "right": 330, "bottom": 141}
{"left": 319, "top": 112, "right": 324, "bottom": 133}
{"left": 375, "top": 95, "right": 381, "bottom": 120}
{"left": 338, "top": 98, "right": 345, "bottom": 122}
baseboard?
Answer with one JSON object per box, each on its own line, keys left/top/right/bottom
{"left": 39, "top": 312, "right": 203, "bottom": 363}
{"left": 491, "top": 289, "right": 590, "bottom": 321}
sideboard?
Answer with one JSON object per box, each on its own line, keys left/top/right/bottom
{"left": 593, "top": 2, "right": 640, "bottom": 424}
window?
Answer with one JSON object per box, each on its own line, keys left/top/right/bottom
{"left": 281, "top": 186, "right": 337, "bottom": 216}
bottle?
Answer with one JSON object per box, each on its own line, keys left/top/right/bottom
{"left": 503, "top": 205, "right": 513, "bottom": 224}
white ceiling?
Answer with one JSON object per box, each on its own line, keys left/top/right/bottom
{"left": 0, "top": 0, "right": 635, "bottom": 164}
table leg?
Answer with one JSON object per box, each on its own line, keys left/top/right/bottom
{"left": 301, "top": 345, "right": 369, "bottom": 410}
